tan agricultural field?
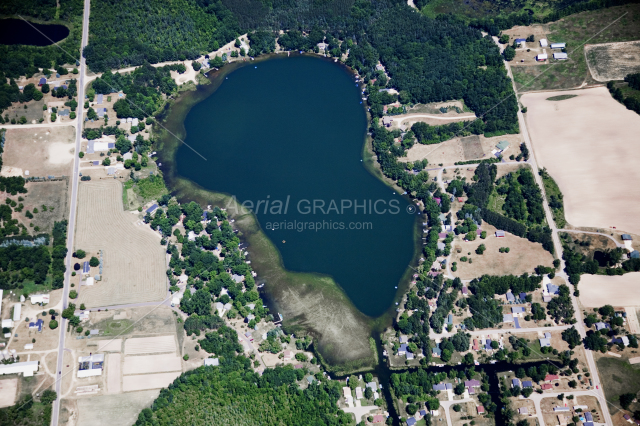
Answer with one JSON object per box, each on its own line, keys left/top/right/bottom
{"left": 75, "top": 180, "right": 167, "bottom": 308}
{"left": 123, "top": 354, "right": 182, "bottom": 375}
{"left": 106, "top": 353, "right": 122, "bottom": 394}
{"left": 451, "top": 224, "right": 554, "bottom": 279}
{"left": 0, "top": 378, "right": 18, "bottom": 408}
{"left": 0, "top": 126, "right": 75, "bottom": 178}
{"left": 122, "top": 372, "right": 182, "bottom": 392}
{"left": 124, "top": 335, "right": 177, "bottom": 355}
{"left": 75, "top": 389, "right": 160, "bottom": 426}
{"left": 579, "top": 272, "right": 640, "bottom": 307}
{"left": 585, "top": 41, "right": 640, "bottom": 81}
{"left": 522, "top": 87, "right": 640, "bottom": 235}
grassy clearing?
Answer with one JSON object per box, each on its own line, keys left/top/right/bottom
{"left": 597, "top": 357, "right": 640, "bottom": 412}
{"left": 512, "top": 3, "right": 640, "bottom": 92}
{"left": 540, "top": 170, "right": 566, "bottom": 228}
{"left": 546, "top": 94, "right": 578, "bottom": 101}
{"left": 420, "top": 0, "right": 559, "bottom": 20}
{"left": 619, "top": 82, "right": 640, "bottom": 102}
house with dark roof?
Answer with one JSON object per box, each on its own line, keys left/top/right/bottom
{"left": 522, "top": 380, "right": 533, "bottom": 388}
{"left": 496, "top": 230, "right": 505, "bottom": 237}
{"left": 97, "top": 107, "right": 107, "bottom": 118}
{"left": 398, "top": 344, "right": 408, "bottom": 356}
{"left": 519, "top": 292, "right": 527, "bottom": 302}
{"left": 465, "top": 380, "right": 481, "bottom": 388}
{"left": 146, "top": 204, "right": 158, "bottom": 214}
{"left": 406, "top": 417, "right": 416, "bottom": 426}
{"left": 594, "top": 322, "right": 610, "bottom": 331}
{"left": 485, "top": 339, "right": 493, "bottom": 350}
{"left": 512, "top": 306, "right": 525, "bottom": 315}
{"left": 506, "top": 291, "right": 515, "bottom": 302}
{"left": 39, "top": 77, "right": 46, "bottom": 86}
{"left": 547, "top": 283, "right": 560, "bottom": 295}
{"left": 622, "top": 234, "right": 632, "bottom": 241}
{"left": 432, "top": 344, "right": 442, "bottom": 357}
{"left": 28, "top": 319, "right": 44, "bottom": 332}
{"left": 511, "top": 378, "right": 521, "bottom": 388}
{"left": 631, "top": 250, "right": 640, "bottom": 259}
{"left": 82, "top": 261, "right": 90, "bottom": 274}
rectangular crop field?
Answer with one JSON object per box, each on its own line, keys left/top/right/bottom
{"left": 106, "top": 353, "right": 121, "bottom": 394}
{"left": 96, "top": 339, "right": 122, "bottom": 352}
{"left": 585, "top": 41, "right": 640, "bottom": 81}
{"left": 123, "top": 354, "right": 182, "bottom": 375}
{"left": 122, "top": 372, "right": 182, "bottom": 392}
{"left": 75, "top": 390, "right": 160, "bottom": 426}
{"left": 579, "top": 272, "right": 640, "bottom": 307}
{"left": 124, "top": 336, "right": 176, "bottom": 355}
{"left": 522, "top": 87, "right": 640, "bottom": 234}
{"left": 75, "top": 181, "right": 167, "bottom": 307}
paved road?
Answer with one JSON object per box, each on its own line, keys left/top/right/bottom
{"left": 51, "top": 0, "right": 91, "bottom": 424}
{"left": 504, "top": 59, "right": 613, "bottom": 426}
{"left": 440, "top": 398, "right": 474, "bottom": 426}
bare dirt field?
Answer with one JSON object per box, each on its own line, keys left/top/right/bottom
{"left": 123, "top": 354, "right": 182, "bottom": 375}
{"left": 0, "top": 378, "right": 18, "bottom": 408}
{"left": 124, "top": 335, "right": 177, "bottom": 355}
{"left": 579, "top": 272, "right": 640, "bottom": 307}
{"left": 451, "top": 224, "right": 554, "bottom": 279}
{"left": 75, "top": 389, "right": 159, "bottom": 426}
{"left": 106, "top": 353, "right": 121, "bottom": 394}
{"left": 75, "top": 180, "right": 167, "bottom": 307}
{"left": 122, "top": 372, "right": 181, "bottom": 392}
{"left": 522, "top": 87, "right": 640, "bottom": 235}
{"left": 1, "top": 126, "right": 75, "bottom": 178}
{"left": 18, "top": 180, "right": 69, "bottom": 233}
{"left": 402, "top": 133, "right": 523, "bottom": 166}
{"left": 96, "top": 339, "right": 122, "bottom": 352}
{"left": 585, "top": 41, "right": 640, "bottom": 81}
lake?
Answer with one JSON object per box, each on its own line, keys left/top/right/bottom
{"left": 0, "top": 18, "right": 69, "bottom": 46}
{"left": 174, "top": 56, "right": 418, "bottom": 317}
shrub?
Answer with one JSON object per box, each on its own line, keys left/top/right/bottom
{"left": 89, "top": 256, "right": 99, "bottom": 267}
{"left": 69, "top": 290, "right": 78, "bottom": 299}
{"left": 49, "top": 320, "right": 58, "bottom": 329}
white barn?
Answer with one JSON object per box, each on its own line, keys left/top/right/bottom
{"left": 550, "top": 43, "right": 566, "bottom": 49}
{"left": 0, "top": 361, "right": 39, "bottom": 377}
{"left": 539, "top": 39, "right": 548, "bottom": 47}
{"left": 553, "top": 52, "right": 568, "bottom": 60}
{"left": 12, "top": 304, "right": 21, "bottom": 322}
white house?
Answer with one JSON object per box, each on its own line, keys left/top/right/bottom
{"left": 204, "top": 358, "right": 219, "bottom": 366}
{"left": 29, "top": 294, "right": 49, "bottom": 305}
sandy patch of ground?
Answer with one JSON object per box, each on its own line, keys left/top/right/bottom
{"left": 124, "top": 335, "right": 176, "bottom": 355}
{"left": 123, "top": 354, "right": 182, "bottom": 375}
{"left": 122, "top": 372, "right": 181, "bottom": 392}
{"left": 106, "top": 353, "right": 121, "bottom": 394}
{"left": 585, "top": 41, "right": 640, "bottom": 81}
{"left": 522, "top": 87, "right": 640, "bottom": 235}
{"left": 579, "top": 272, "right": 640, "bottom": 307}
{"left": 0, "top": 378, "right": 18, "bottom": 408}
{"left": 75, "top": 389, "right": 159, "bottom": 426}
{"left": 75, "top": 181, "right": 167, "bottom": 307}
{"left": 451, "top": 223, "right": 554, "bottom": 279}
{"left": 1, "top": 126, "right": 75, "bottom": 178}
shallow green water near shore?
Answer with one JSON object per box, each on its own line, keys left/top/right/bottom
{"left": 174, "top": 56, "right": 417, "bottom": 318}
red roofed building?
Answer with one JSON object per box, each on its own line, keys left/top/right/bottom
{"left": 372, "top": 414, "right": 385, "bottom": 423}
{"left": 472, "top": 339, "right": 479, "bottom": 351}
{"left": 477, "top": 406, "right": 485, "bottom": 414}
{"left": 541, "top": 383, "right": 554, "bottom": 390}
{"left": 544, "top": 374, "right": 560, "bottom": 382}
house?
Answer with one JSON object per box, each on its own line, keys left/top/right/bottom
{"left": 204, "top": 358, "right": 219, "bottom": 366}
{"left": 545, "top": 374, "right": 560, "bottom": 382}
{"left": 519, "top": 407, "right": 529, "bottom": 414}
{"left": 406, "top": 352, "right": 414, "bottom": 360}
{"left": 515, "top": 38, "right": 526, "bottom": 45}
{"left": 472, "top": 339, "right": 479, "bottom": 351}
{"left": 544, "top": 332, "right": 551, "bottom": 339}
{"left": 543, "top": 295, "right": 553, "bottom": 303}
{"left": 283, "top": 351, "right": 292, "bottom": 361}
{"left": 77, "top": 353, "right": 104, "bottom": 378}
{"left": 96, "top": 94, "right": 103, "bottom": 104}
{"left": 465, "top": 379, "right": 481, "bottom": 388}
{"left": 97, "top": 108, "right": 107, "bottom": 118}
{"left": 540, "top": 39, "right": 548, "bottom": 47}
{"left": 342, "top": 387, "right": 353, "bottom": 406}
{"left": 553, "top": 52, "right": 568, "bottom": 60}
{"left": 503, "top": 314, "right": 514, "bottom": 323}
{"left": 373, "top": 415, "right": 385, "bottom": 423}
{"left": 496, "top": 231, "right": 505, "bottom": 237}
{"left": 536, "top": 53, "right": 548, "bottom": 61}
{"left": 28, "top": 319, "right": 44, "bottom": 332}
{"left": 519, "top": 292, "right": 527, "bottom": 302}
{"left": 437, "top": 242, "right": 446, "bottom": 250}
{"left": 107, "top": 167, "right": 116, "bottom": 176}
{"left": 496, "top": 140, "right": 510, "bottom": 152}
{"left": 2, "top": 319, "right": 13, "bottom": 329}
{"left": 554, "top": 407, "right": 570, "bottom": 412}
{"left": 506, "top": 291, "right": 515, "bottom": 302}
{"left": 59, "top": 109, "right": 70, "bottom": 116}
{"left": 231, "top": 274, "right": 244, "bottom": 283}
{"left": 38, "top": 77, "right": 46, "bottom": 86}
{"left": 30, "top": 294, "right": 49, "bottom": 305}
{"left": 0, "top": 361, "right": 39, "bottom": 377}
{"left": 376, "top": 64, "right": 385, "bottom": 72}
{"left": 595, "top": 322, "right": 610, "bottom": 331}
{"left": 406, "top": 418, "right": 417, "bottom": 426}
{"left": 399, "top": 344, "right": 408, "bottom": 356}
{"left": 539, "top": 337, "right": 551, "bottom": 347}
{"left": 477, "top": 406, "right": 485, "bottom": 414}
{"left": 432, "top": 345, "right": 442, "bottom": 357}
{"left": 245, "top": 314, "right": 255, "bottom": 322}
{"left": 512, "top": 307, "right": 526, "bottom": 316}
{"left": 306, "top": 375, "right": 316, "bottom": 385}
{"left": 541, "top": 383, "right": 554, "bottom": 390}
{"left": 622, "top": 234, "right": 633, "bottom": 241}
{"left": 522, "top": 380, "right": 533, "bottom": 388}
{"left": 462, "top": 286, "right": 468, "bottom": 295}
{"left": 511, "top": 378, "right": 521, "bottom": 388}
{"left": 446, "top": 314, "right": 453, "bottom": 325}
{"left": 612, "top": 336, "right": 630, "bottom": 345}
{"left": 585, "top": 412, "right": 593, "bottom": 422}
{"left": 433, "top": 383, "right": 451, "bottom": 391}
{"left": 146, "top": 204, "right": 158, "bottom": 214}
{"left": 366, "top": 381, "right": 378, "bottom": 391}
{"left": 485, "top": 339, "right": 493, "bottom": 350}
{"left": 550, "top": 42, "right": 566, "bottom": 49}
{"left": 399, "top": 335, "right": 409, "bottom": 344}
{"left": 382, "top": 116, "right": 392, "bottom": 127}
{"left": 631, "top": 250, "right": 640, "bottom": 259}
{"left": 547, "top": 284, "right": 560, "bottom": 295}
{"left": 132, "top": 118, "right": 139, "bottom": 127}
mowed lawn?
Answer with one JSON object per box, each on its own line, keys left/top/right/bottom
{"left": 512, "top": 3, "right": 640, "bottom": 92}
{"left": 521, "top": 87, "right": 640, "bottom": 235}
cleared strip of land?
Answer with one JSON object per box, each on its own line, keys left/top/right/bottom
{"left": 106, "top": 353, "right": 121, "bottom": 394}
{"left": 578, "top": 273, "right": 640, "bottom": 307}
{"left": 75, "top": 180, "right": 167, "bottom": 308}
{"left": 124, "top": 336, "right": 176, "bottom": 355}
{"left": 522, "top": 87, "right": 640, "bottom": 234}
{"left": 122, "top": 372, "right": 182, "bottom": 392}
{"left": 123, "top": 354, "right": 182, "bottom": 375}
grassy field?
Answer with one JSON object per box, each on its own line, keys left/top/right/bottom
{"left": 596, "top": 356, "right": 640, "bottom": 414}
{"left": 421, "top": 0, "right": 563, "bottom": 20}
{"left": 512, "top": 3, "right": 640, "bottom": 92}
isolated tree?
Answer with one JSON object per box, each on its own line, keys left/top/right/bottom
{"left": 40, "top": 390, "right": 57, "bottom": 404}
{"left": 503, "top": 46, "right": 516, "bottom": 61}
{"left": 89, "top": 256, "right": 99, "bottom": 267}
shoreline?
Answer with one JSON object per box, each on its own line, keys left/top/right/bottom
{"left": 153, "top": 52, "right": 422, "bottom": 371}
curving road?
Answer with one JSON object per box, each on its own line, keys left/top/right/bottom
{"left": 558, "top": 229, "right": 625, "bottom": 248}
{"left": 51, "top": 0, "right": 91, "bottom": 424}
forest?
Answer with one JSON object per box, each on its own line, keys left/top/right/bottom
{"left": 608, "top": 78, "right": 640, "bottom": 116}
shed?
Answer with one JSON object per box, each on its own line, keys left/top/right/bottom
{"left": 622, "top": 234, "right": 633, "bottom": 240}
{"left": 477, "top": 406, "right": 485, "bottom": 414}
{"left": 496, "top": 231, "right": 505, "bottom": 237}
{"left": 536, "top": 53, "right": 548, "bottom": 61}
{"left": 550, "top": 43, "right": 566, "bottom": 49}
{"left": 631, "top": 250, "right": 640, "bottom": 259}
{"left": 446, "top": 314, "right": 453, "bottom": 325}
{"left": 24, "top": 343, "right": 34, "bottom": 350}
{"left": 146, "top": 204, "right": 158, "bottom": 214}
{"left": 204, "top": 358, "right": 219, "bottom": 366}
{"left": 540, "top": 39, "right": 548, "bottom": 47}
{"left": 12, "top": 304, "right": 21, "bottom": 322}
{"left": 519, "top": 407, "right": 529, "bottom": 414}
{"left": 506, "top": 291, "right": 515, "bottom": 302}
{"left": 496, "top": 140, "right": 510, "bottom": 151}
{"left": 462, "top": 286, "right": 468, "bottom": 295}
{"left": 553, "top": 52, "right": 568, "bottom": 60}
